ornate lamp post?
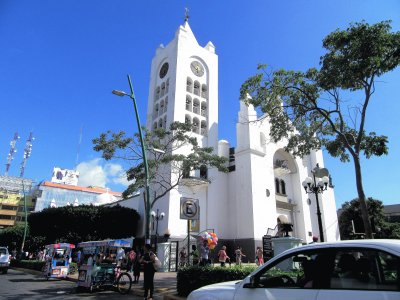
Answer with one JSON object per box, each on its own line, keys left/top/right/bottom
{"left": 151, "top": 209, "right": 165, "bottom": 253}
{"left": 302, "top": 164, "right": 330, "bottom": 242}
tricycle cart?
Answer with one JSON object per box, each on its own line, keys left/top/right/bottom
{"left": 76, "top": 239, "right": 132, "bottom": 294}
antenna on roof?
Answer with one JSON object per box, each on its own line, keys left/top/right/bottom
{"left": 5, "top": 132, "right": 20, "bottom": 176}
{"left": 20, "top": 132, "right": 34, "bottom": 177}
{"left": 184, "top": 7, "right": 190, "bottom": 22}
{"left": 75, "top": 126, "right": 83, "bottom": 170}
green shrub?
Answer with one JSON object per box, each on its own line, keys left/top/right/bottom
{"left": 10, "top": 260, "right": 46, "bottom": 271}
{"left": 177, "top": 265, "right": 256, "bottom": 297}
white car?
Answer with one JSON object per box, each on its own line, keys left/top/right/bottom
{"left": 188, "top": 239, "right": 400, "bottom": 300}
{"left": 0, "top": 247, "right": 11, "bottom": 274}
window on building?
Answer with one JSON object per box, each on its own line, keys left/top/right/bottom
{"left": 158, "top": 118, "right": 163, "bottom": 129}
{"left": 186, "top": 95, "right": 192, "bottom": 111}
{"left": 193, "top": 99, "right": 200, "bottom": 114}
{"left": 155, "top": 86, "right": 160, "bottom": 101}
{"left": 194, "top": 81, "right": 200, "bottom": 96}
{"left": 186, "top": 77, "right": 193, "bottom": 93}
{"left": 182, "top": 162, "right": 190, "bottom": 178}
{"left": 201, "top": 121, "right": 207, "bottom": 136}
{"left": 201, "top": 102, "right": 207, "bottom": 117}
{"left": 1, "top": 205, "right": 17, "bottom": 211}
{"left": 164, "top": 97, "right": 168, "bottom": 113}
{"left": 160, "top": 100, "right": 164, "bottom": 115}
{"left": 200, "top": 165, "right": 208, "bottom": 179}
{"left": 192, "top": 117, "right": 199, "bottom": 134}
{"left": 275, "top": 178, "right": 280, "bottom": 194}
{"left": 201, "top": 84, "right": 208, "bottom": 99}
{"left": 154, "top": 103, "right": 159, "bottom": 119}
{"left": 161, "top": 82, "right": 166, "bottom": 97}
{"left": 280, "top": 179, "right": 286, "bottom": 195}
{"left": 166, "top": 79, "right": 169, "bottom": 93}
{"left": 163, "top": 116, "right": 167, "bottom": 129}
{"left": 185, "top": 115, "right": 191, "bottom": 125}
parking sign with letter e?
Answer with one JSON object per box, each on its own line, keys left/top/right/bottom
{"left": 180, "top": 197, "right": 199, "bottom": 220}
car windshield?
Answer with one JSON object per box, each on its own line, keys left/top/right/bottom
{"left": 0, "top": 248, "right": 7, "bottom": 255}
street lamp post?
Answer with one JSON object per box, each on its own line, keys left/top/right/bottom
{"left": 151, "top": 209, "right": 165, "bottom": 253}
{"left": 112, "top": 74, "right": 151, "bottom": 244}
{"left": 302, "top": 164, "right": 330, "bottom": 242}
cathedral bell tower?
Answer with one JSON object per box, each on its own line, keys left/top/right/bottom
{"left": 145, "top": 19, "right": 220, "bottom": 238}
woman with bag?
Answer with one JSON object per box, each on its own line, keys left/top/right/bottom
{"left": 140, "top": 244, "right": 156, "bottom": 300}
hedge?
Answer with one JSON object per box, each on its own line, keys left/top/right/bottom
{"left": 177, "top": 265, "right": 256, "bottom": 297}
{"left": 10, "top": 260, "right": 77, "bottom": 274}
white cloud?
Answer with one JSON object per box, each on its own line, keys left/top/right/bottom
{"left": 76, "top": 159, "right": 130, "bottom": 188}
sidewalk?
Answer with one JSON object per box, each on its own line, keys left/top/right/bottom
{"left": 68, "top": 270, "right": 184, "bottom": 299}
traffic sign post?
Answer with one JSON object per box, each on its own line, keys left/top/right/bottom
{"left": 180, "top": 197, "right": 199, "bottom": 265}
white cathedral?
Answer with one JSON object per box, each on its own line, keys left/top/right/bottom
{"left": 126, "top": 20, "right": 340, "bottom": 253}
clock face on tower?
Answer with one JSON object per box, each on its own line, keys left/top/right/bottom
{"left": 190, "top": 60, "right": 204, "bottom": 77}
{"left": 159, "top": 62, "right": 169, "bottom": 78}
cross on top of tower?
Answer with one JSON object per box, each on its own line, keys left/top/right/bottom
{"left": 184, "top": 7, "right": 190, "bottom": 22}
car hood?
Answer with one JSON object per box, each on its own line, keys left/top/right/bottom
{"left": 188, "top": 280, "right": 240, "bottom": 300}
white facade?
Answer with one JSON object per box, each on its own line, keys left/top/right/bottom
{"left": 131, "top": 21, "right": 340, "bottom": 252}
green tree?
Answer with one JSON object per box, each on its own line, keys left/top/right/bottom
{"left": 0, "top": 224, "right": 26, "bottom": 252}
{"left": 339, "top": 198, "right": 400, "bottom": 239}
{"left": 240, "top": 21, "right": 400, "bottom": 239}
{"left": 93, "top": 121, "right": 228, "bottom": 238}
{"left": 28, "top": 205, "right": 140, "bottom": 245}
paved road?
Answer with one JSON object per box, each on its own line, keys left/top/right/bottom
{"left": 0, "top": 268, "right": 178, "bottom": 300}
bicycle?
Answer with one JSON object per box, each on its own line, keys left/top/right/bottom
{"left": 90, "top": 264, "right": 132, "bottom": 294}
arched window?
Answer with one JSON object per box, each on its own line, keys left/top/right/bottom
{"left": 200, "top": 165, "right": 208, "bottom": 179}
{"left": 154, "top": 103, "right": 159, "bottom": 119}
{"left": 164, "top": 97, "right": 168, "bottom": 113}
{"left": 163, "top": 116, "right": 167, "bottom": 129}
{"left": 201, "top": 120, "right": 207, "bottom": 136}
{"left": 186, "top": 95, "right": 192, "bottom": 111}
{"left": 185, "top": 114, "right": 191, "bottom": 125}
{"left": 161, "top": 82, "right": 166, "bottom": 97}
{"left": 194, "top": 81, "right": 200, "bottom": 96}
{"left": 153, "top": 122, "right": 157, "bottom": 130}
{"left": 192, "top": 117, "right": 199, "bottom": 134}
{"left": 275, "top": 178, "right": 280, "bottom": 194}
{"left": 186, "top": 77, "right": 193, "bottom": 93}
{"left": 166, "top": 79, "right": 169, "bottom": 93}
{"left": 201, "top": 84, "right": 208, "bottom": 99}
{"left": 158, "top": 118, "right": 163, "bottom": 129}
{"left": 201, "top": 101, "right": 207, "bottom": 117}
{"left": 160, "top": 100, "right": 164, "bottom": 115}
{"left": 193, "top": 98, "right": 200, "bottom": 114}
{"left": 280, "top": 179, "right": 286, "bottom": 195}
{"left": 155, "top": 86, "right": 160, "bottom": 101}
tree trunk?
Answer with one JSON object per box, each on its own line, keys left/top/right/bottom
{"left": 353, "top": 156, "right": 373, "bottom": 239}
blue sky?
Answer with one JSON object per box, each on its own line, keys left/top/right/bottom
{"left": 0, "top": 0, "right": 399, "bottom": 209}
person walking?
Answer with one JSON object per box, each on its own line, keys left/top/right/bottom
{"left": 199, "top": 240, "right": 210, "bottom": 266}
{"left": 141, "top": 244, "right": 156, "bottom": 300}
{"left": 235, "top": 246, "right": 246, "bottom": 266}
{"left": 218, "top": 246, "right": 229, "bottom": 267}
{"left": 127, "top": 248, "right": 136, "bottom": 272}
{"left": 255, "top": 246, "right": 264, "bottom": 266}
{"left": 190, "top": 245, "right": 199, "bottom": 266}
{"left": 133, "top": 246, "right": 141, "bottom": 283}
{"left": 179, "top": 247, "right": 187, "bottom": 267}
